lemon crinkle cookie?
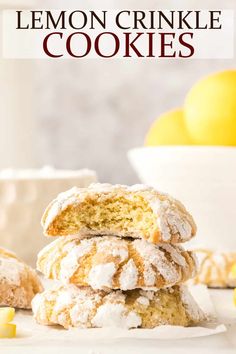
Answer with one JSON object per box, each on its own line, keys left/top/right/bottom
{"left": 41, "top": 183, "right": 196, "bottom": 244}
{"left": 193, "top": 249, "right": 236, "bottom": 288}
{"left": 0, "top": 247, "right": 43, "bottom": 309}
{"left": 37, "top": 236, "right": 197, "bottom": 291}
{"left": 32, "top": 284, "right": 204, "bottom": 329}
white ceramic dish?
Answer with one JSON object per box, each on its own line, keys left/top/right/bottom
{"left": 0, "top": 167, "right": 97, "bottom": 266}
{"left": 128, "top": 146, "right": 236, "bottom": 249}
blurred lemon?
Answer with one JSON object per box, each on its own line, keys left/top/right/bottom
{"left": 230, "top": 263, "right": 236, "bottom": 277}
{"left": 184, "top": 70, "right": 236, "bottom": 145}
{"left": 145, "top": 108, "right": 193, "bottom": 146}
{"left": 0, "top": 324, "right": 16, "bottom": 338}
{"left": 0, "top": 307, "right": 16, "bottom": 338}
{"left": 234, "top": 288, "right": 236, "bottom": 307}
{"left": 0, "top": 308, "right": 15, "bottom": 324}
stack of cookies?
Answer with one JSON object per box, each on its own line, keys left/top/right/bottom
{"left": 32, "top": 183, "right": 204, "bottom": 329}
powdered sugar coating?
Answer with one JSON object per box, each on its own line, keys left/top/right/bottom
{"left": 119, "top": 259, "right": 138, "bottom": 290}
{"left": 42, "top": 183, "right": 196, "bottom": 244}
{"left": 133, "top": 239, "right": 180, "bottom": 285}
{"left": 60, "top": 240, "right": 93, "bottom": 282}
{"left": 136, "top": 296, "right": 150, "bottom": 306}
{"left": 88, "top": 263, "right": 116, "bottom": 289}
{"left": 0, "top": 247, "right": 43, "bottom": 309}
{"left": 92, "top": 303, "right": 141, "bottom": 328}
{"left": 0, "top": 256, "right": 24, "bottom": 285}
{"left": 160, "top": 244, "right": 187, "bottom": 267}
{"left": 32, "top": 284, "right": 205, "bottom": 329}
{"left": 42, "top": 187, "right": 79, "bottom": 231}
{"left": 37, "top": 236, "right": 197, "bottom": 291}
{"left": 142, "top": 261, "right": 156, "bottom": 286}
{"left": 96, "top": 238, "right": 128, "bottom": 262}
{"left": 180, "top": 285, "right": 205, "bottom": 322}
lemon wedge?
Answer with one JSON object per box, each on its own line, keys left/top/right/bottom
{"left": 0, "top": 307, "right": 15, "bottom": 324}
{"left": 0, "top": 323, "right": 16, "bottom": 338}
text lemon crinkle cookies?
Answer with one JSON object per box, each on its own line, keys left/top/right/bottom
{"left": 33, "top": 183, "right": 204, "bottom": 329}
{"left": 41, "top": 183, "right": 196, "bottom": 244}
{"left": 0, "top": 247, "right": 43, "bottom": 309}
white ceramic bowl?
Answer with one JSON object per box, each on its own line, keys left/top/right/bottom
{"left": 128, "top": 146, "right": 236, "bottom": 250}
{"left": 0, "top": 168, "right": 97, "bottom": 266}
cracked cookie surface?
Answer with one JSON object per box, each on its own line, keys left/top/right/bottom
{"left": 32, "top": 284, "right": 204, "bottom": 329}
{"left": 37, "top": 236, "right": 197, "bottom": 291}
{"left": 0, "top": 247, "right": 43, "bottom": 309}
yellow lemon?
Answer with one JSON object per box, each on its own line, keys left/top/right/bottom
{"left": 0, "top": 323, "right": 16, "bottom": 338}
{"left": 0, "top": 307, "right": 15, "bottom": 324}
{"left": 234, "top": 288, "right": 236, "bottom": 307}
{"left": 184, "top": 70, "right": 236, "bottom": 145}
{"left": 230, "top": 264, "right": 236, "bottom": 280}
{"left": 145, "top": 108, "right": 193, "bottom": 146}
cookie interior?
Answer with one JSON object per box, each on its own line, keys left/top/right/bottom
{"left": 47, "top": 194, "right": 158, "bottom": 239}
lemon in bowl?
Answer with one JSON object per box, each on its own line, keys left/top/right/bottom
{"left": 184, "top": 70, "right": 236, "bottom": 146}
{"left": 145, "top": 108, "right": 193, "bottom": 146}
